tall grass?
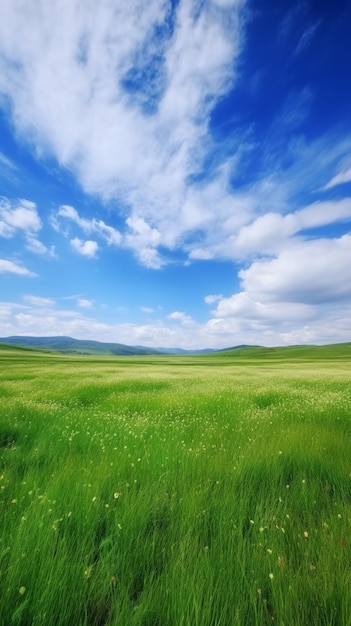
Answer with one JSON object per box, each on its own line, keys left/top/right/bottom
{"left": 0, "top": 347, "right": 351, "bottom": 625}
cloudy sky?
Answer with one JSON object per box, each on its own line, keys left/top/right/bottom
{"left": 0, "top": 0, "right": 351, "bottom": 349}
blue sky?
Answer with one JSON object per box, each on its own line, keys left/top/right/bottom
{"left": 0, "top": 0, "right": 351, "bottom": 349}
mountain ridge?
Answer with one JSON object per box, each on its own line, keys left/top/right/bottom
{"left": 0, "top": 335, "right": 219, "bottom": 356}
{"left": 1, "top": 336, "right": 350, "bottom": 358}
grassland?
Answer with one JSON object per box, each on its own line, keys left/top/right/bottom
{"left": 1, "top": 344, "right": 351, "bottom": 625}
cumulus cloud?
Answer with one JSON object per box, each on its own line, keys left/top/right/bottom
{"left": 167, "top": 311, "right": 194, "bottom": 324}
{"left": 211, "top": 234, "right": 351, "bottom": 342}
{"left": 71, "top": 237, "right": 99, "bottom": 258}
{"left": 238, "top": 235, "right": 351, "bottom": 305}
{"left": 0, "top": 199, "right": 41, "bottom": 236}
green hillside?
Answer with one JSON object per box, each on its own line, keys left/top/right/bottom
{"left": 213, "top": 342, "right": 351, "bottom": 361}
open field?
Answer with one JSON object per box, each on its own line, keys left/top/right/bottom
{"left": 1, "top": 344, "right": 351, "bottom": 625}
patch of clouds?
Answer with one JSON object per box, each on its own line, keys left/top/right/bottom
{"left": 208, "top": 233, "right": 351, "bottom": 345}
{"left": 0, "top": 0, "right": 244, "bottom": 266}
{"left": 0, "top": 197, "right": 54, "bottom": 256}
{"left": 57, "top": 205, "right": 121, "bottom": 245}
{"left": 1, "top": 2, "right": 350, "bottom": 272}
{"left": 0, "top": 1, "right": 351, "bottom": 350}
{"left": 1, "top": 290, "right": 351, "bottom": 349}
{"left": 71, "top": 237, "right": 99, "bottom": 258}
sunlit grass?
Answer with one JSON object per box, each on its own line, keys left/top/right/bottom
{"left": 0, "top": 346, "right": 351, "bottom": 625}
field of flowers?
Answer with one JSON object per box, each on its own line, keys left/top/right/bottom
{"left": 1, "top": 345, "right": 351, "bottom": 625}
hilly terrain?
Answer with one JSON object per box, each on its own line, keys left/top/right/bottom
{"left": 0, "top": 335, "right": 350, "bottom": 359}
{"left": 0, "top": 335, "right": 217, "bottom": 356}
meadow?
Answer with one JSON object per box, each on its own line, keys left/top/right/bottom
{"left": 1, "top": 343, "right": 351, "bottom": 626}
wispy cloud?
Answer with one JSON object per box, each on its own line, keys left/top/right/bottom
{"left": 204, "top": 294, "right": 223, "bottom": 305}
{"left": 0, "top": 259, "right": 35, "bottom": 276}
{"left": 322, "top": 166, "right": 351, "bottom": 190}
{"left": 77, "top": 298, "right": 94, "bottom": 309}
{"left": 0, "top": 151, "right": 17, "bottom": 170}
{"left": 23, "top": 295, "right": 55, "bottom": 307}
{"left": 0, "top": 0, "right": 244, "bottom": 266}
{"left": 141, "top": 307, "right": 154, "bottom": 313}
{"left": 57, "top": 205, "right": 121, "bottom": 245}
{"left": 294, "top": 20, "right": 321, "bottom": 56}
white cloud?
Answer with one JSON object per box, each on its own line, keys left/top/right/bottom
{"left": 238, "top": 234, "right": 351, "bottom": 305}
{"left": 214, "top": 291, "right": 315, "bottom": 323}
{"left": 0, "top": 151, "right": 16, "bottom": 169}
{"left": 294, "top": 20, "right": 321, "bottom": 56}
{"left": 0, "top": 1, "right": 351, "bottom": 351}
{"left": 77, "top": 298, "right": 93, "bottom": 309}
{"left": 0, "top": 198, "right": 54, "bottom": 256}
{"left": 0, "top": 259, "right": 35, "bottom": 276}
{"left": 167, "top": 311, "right": 194, "bottom": 324}
{"left": 71, "top": 237, "right": 99, "bottom": 258}
{"left": 125, "top": 216, "right": 163, "bottom": 268}
{"left": 141, "top": 307, "right": 154, "bottom": 313}
{"left": 24, "top": 295, "right": 55, "bottom": 307}
{"left": 2, "top": 2, "right": 351, "bottom": 273}
{"left": 208, "top": 234, "right": 351, "bottom": 345}
{"left": 322, "top": 166, "right": 351, "bottom": 190}
{"left": 0, "top": 199, "right": 41, "bottom": 237}
{"left": 1, "top": 293, "right": 351, "bottom": 349}
{"left": 232, "top": 198, "right": 351, "bottom": 258}
{"left": 57, "top": 205, "right": 121, "bottom": 245}
{"left": 0, "top": 0, "right": 244, "bottom": 266}
{"left": 204, "top": 294, "right": 223, "bottom": 304}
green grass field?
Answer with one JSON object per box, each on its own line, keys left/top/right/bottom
{"left": 1, "top": 344, "right": 351, "bottom": 625}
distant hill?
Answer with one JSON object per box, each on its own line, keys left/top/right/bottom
{"left": 0, "top": 336, "right": 163, "bottom": 356}
{"left": 0, "top": 336, "right": 350, "bottom": 359}
{"left": 211, "top": 343, "right": 351, "bottom": 360}
{"left": 0, "top": 336, "right": 221, "bottom": 356}
{"left": 156, "top": 347, "right": 216, "bottom": 355}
